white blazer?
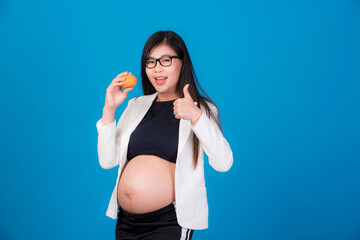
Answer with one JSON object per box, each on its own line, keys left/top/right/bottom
{"left": 96, "top": 92, "right": 233, "bottom": 230}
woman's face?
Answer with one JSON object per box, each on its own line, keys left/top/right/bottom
{"left": 145, "top": 43, "right": 182, "bottom": 101}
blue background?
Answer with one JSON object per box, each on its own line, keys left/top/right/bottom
{"left": 1, "top": 0, "right": 359, "bottom": 239}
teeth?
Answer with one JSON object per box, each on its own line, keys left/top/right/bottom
{"left": 156, "top": 77, "right": 167, "bottom": 80}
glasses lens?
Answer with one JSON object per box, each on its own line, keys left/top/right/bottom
{"left": 160, "top": 57, "right": 172, "bottom": 66}
{"left": 146, "top": 59, "right": 155, "bottom": 68}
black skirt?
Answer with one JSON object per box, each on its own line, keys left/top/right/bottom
{"left": 115, "top": 202, "right": 194, "bottom": 240}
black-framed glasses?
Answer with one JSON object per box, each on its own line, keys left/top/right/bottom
{"left": 145, "top": 56, "right": 180, "bottom": 69}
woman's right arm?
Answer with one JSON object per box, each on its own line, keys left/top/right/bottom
{"left": 96, "top": 71, "right": 134, "bottom": 169}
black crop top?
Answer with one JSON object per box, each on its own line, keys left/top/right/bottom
{"left": 127, "top": 98, "right": 180, "bottom": 163}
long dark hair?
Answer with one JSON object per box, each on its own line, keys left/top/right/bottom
{"left": 140, "top": 30, "right": 222, "bottom": 169}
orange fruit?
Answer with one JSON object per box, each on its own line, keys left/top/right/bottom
{"left": 122, "top": 74, "right": 137, "bottom": 88}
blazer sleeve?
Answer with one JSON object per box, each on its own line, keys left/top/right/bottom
{"left": 191, "top": 102, "right": 233, "bottom": 172}
{"left": 96, "top": 98, "right": 134, "bottom": 169}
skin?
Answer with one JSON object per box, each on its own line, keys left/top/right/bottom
{"left": 146, "top": 43, "right": 182, "bottom": 102}
{"left": 117, "top": 43, "right": 203, "bottom": 214}
{"left": 145, "top": 43, "right": 203, "bottom": 125}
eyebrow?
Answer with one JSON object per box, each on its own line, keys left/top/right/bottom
{"left": 146, "top": 54, "right": 172, "bottom": 59}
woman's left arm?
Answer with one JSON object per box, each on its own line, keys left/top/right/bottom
{"left": 190, "top": 103, "right": 233, "bottom": 172}
{"left": 174, "top": 84, "right": 233, "bottom": 172}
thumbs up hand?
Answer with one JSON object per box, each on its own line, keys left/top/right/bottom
{"left": 173, "top": 84, "right": 203, "bottom": 125}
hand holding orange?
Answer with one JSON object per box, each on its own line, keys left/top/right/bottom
{"left": 122, "top": 74, "right": 137, "bottom": 88}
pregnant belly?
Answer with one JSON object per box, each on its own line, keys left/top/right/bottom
{"left": 117, "top": 155, "right": 176, "bottom": 214}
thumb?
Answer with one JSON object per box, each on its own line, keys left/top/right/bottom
{"left": 123, "top": 87, "right": 133, "bottom": 97}
{"left": 183, "top": 84, "right": 192, "bottom": 100}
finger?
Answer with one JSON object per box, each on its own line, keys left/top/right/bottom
{"left": 113, "top": 77, "right": 126, "bottom": 83}
{"left": 123, "top": 87, "right": 134, "bottom": 93}
{"left": 113, "top": 82, "right": 123, "bottom": 87}
{"left": 183, "top": 84, "right": 192, "bottom": 100}
{"left": 173, "top": 105, "right": 178, "bottom": 113}
{"left": 116, "top": 71, "right": 129, "bottom": 78}
{"left": 123, "top": 87, "right": 133, "bottom": 95}
{"left": 118, "top": 71, "right": 128, "bottom": 77}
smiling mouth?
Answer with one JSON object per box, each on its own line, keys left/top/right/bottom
{"left": 155, "top": 77, "right": 167, "bottom": 85}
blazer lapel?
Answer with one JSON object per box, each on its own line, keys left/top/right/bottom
{"left": 127, "top": 93, "right": 158, "bottom": 133}
{"left": 177, "top": 101, "right": 198, "bottom": 158}
{"left": 119, "top": 92, "right": 158, "bottom": 166}
{"left": 177, "top": 119, "right": 192, "bottom": 158}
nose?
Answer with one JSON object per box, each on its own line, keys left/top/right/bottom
{"left": 154, "top": 60, "right": 163, "bottom": 72}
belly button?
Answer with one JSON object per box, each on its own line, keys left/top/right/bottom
{"left": 125, "top": 190, "right": 132, "bottom": 198}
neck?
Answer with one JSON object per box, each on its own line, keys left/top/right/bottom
{"left": 156, "top": 93, "right": 179, "bottom": 102}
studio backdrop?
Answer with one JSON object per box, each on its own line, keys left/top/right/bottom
{"left": 0, "top": 0, "right": 359, "bottom": 239}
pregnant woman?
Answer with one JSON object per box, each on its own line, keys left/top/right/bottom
{"left": 96, "top": 30, "right": 233, "bottom": 240}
